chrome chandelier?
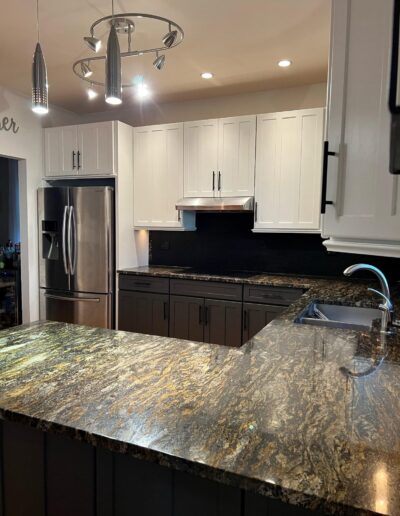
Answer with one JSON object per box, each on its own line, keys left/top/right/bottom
{"left": 73, "top": 0, "right": 184, "bottom": 106}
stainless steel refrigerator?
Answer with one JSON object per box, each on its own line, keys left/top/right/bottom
{"left": 38, "top": 186, "right": 114, "bottom": 329}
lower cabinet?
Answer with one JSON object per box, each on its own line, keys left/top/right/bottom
{"left": 118, "top": 275, "right": 302, "bottom": 346}
{"left": 118, "top": 290, "right": 169, "bottom": 337}
{"left": 169, "top": 296, "right": 242, "bottom": 347}
{"left": 242, "top": 303, "right": 285, "bottom": 341}
{"left": 204, "top": 299, "right": 242, "bottom": 347}
{"left": 169, "top": 295, "right": 204, "bottom": 342}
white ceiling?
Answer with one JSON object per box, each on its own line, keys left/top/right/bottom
{"left": 0, "top": 0, "right": 330, "bottom": 113}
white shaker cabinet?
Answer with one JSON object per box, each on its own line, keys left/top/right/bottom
{"left": 77, "top": 122, "right": 114, "bottom": 175}
{"left": 44, "top": 121, "right": 115, "bottom": 177}
{"left": 44, "top": 125, "right": 78, "bottom": 177}
{"left": 183, "top": 119, "right": 218, "bottom": 197}
{"left": 217, "top": 115, "right": 256, "bottom": 197}
{"left": 254, "top": 108, "right": 324, "bottom": 232}
{"left": 183, "top": 115, "right": 256, "bottom": 198}
{"left": 322, "top": 0, "right": 400, "bottom": 257}
{"left": 134, "top": 123, "right": 195, "bottom": 230}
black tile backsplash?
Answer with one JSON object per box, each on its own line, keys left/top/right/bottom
{"left": 149, "top": 213, "right": 400, "bottom": 281}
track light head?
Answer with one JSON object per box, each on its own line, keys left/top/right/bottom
{"left": 153, "top": 53, "right": 166, "bottom": 70}
{"left": 80, "top": 61, "right": 93, "bottom": 78}
{"left": 162, "top": 25, "right": 178, "bottom": 48}
{"left": 84, "top": 36, "right": 101, "bottom": 53}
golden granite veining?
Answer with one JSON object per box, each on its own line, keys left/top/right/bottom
{"left": 0, "top": 275, "right": 399, "bottom": 515}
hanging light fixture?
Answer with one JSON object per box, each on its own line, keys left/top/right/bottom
{"left": 73, "top": 6, "right": 184, "bottom": 106}
{"left": 153, "top": 52, "right": 166, "bottom": 71}
{"left": 105, "top": 1, "right": 122, "bottom": 106}
{"left": 32, "top": 0, "right": 48, "bottom": 114}
{"left": 80, "top": 61, "right": 93, "bottom": 78}
{"left": 162, "top": 23, "right": 178, "bottom": 48}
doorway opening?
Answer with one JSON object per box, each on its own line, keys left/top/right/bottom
{"left": 0, "top": 157, "right": 22, "bottom": 328}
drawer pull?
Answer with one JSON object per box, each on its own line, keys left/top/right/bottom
{"left": 133, "top": 281, "right": 151, "bottom": 287}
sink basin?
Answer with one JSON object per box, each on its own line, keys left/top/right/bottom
{"left": 295, "top": 302, "right": 382, "bottom": 331}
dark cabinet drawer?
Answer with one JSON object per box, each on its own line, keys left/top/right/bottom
{"left": 119, "top": 274, "right": 169, "bottom": 294}
{"left": 170, "top": 279, "right": 242, "bottom": 301}
{"left": 243, "top": 285, "right": 303, "bottom": 306}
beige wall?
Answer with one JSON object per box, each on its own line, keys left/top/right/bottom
{"left": 0, "top": 86, "right": 82, "bottom": 323}
{"left": 80, "top": 82, "right": 327, "bottom": 127}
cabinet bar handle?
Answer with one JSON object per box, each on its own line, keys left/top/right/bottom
{"left": 199, "top": 305, "right": 203, "bottom": 324}
{"left": 218, "top": 171, "right": 221, "bottom": 191}
{"left": 254, "top": 202, "right": 258, "bottom": 222}
{"left": 212, "top": 171, "right": 215, "bottom": 191}
{"left": 243, "top": 309, "right": 248, "bottom": 330}
{"left": 77, "top": 150, "right": 81, "bottom": 170}
{"left": 72, "top": 151, "right": 76, "bottom": 169}
{"left": 321, "top": 141, "right": 336, "bottom": 214}
{"left": 204, "top": 306, "right": 208, "bottom": 326}
{"left": 163, "top": 301, "right": 168, "bottom": 320}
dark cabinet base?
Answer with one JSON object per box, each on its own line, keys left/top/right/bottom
{"left": 118, "top": 290, "right": 169, "bottom": 337}
{"left": 0, "top": 421, "right": 326, "bottom": 516}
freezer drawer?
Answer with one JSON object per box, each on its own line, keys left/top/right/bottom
{"left": 40, "top": 289, "right": 113, "bottom": 329}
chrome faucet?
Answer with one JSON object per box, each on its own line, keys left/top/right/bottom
{"left": 343, "top": 264, "right": 395, "bottom": 334}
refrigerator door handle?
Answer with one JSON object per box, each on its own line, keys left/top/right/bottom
{"left": 44, "top": 294, "right": 100, "bottom": 303}
{"left": 62, "top": 205, "right": 69, "bottom": 275}
{"left": 68, "top": 206, "right": 77, "bottom": 276}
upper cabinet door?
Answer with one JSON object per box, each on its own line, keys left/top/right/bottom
{"left": 44, "top": 126, "right": 78, "bottom": 177}
{"left": 254, "top": 108, "right": 324, "bottom": 232}
{"left": 134, "top": 123, "right": 187, "bottom": 229}
{"left": 184, "top": 119, "right": 218, "bottom": 197}
{"left": 323, "top": 0, "right": 400, "bottom": 254}
{"left": 217, "top": 115, "right": 256, "bottom": 197}
{"left": 77, "top": 122, "right": 115, "bottom": 176}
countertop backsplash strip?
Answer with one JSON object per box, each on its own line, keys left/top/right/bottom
{"left": 149, "top": 213, "right": 400, "bottom": 281}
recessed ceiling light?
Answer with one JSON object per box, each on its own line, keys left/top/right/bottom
{"left": 278, "top": 59, "right": 292, "bottom": 68}
{"left": 201, "top": 72, "right": 214, "bottom": 79}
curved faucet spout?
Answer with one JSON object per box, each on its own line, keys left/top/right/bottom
{"left": 343, "top": 263, "right": 390, "bottom": 299}
{"left": 343, "top": 264, "right": 393, "bottom": 334}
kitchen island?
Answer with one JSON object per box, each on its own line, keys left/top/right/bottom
{"left": 0, "top": 276, "right": 399, "bottom": 516}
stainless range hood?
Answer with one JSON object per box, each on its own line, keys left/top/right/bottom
{"left": 176, "top": 196, "right": 254, "bottom": 212}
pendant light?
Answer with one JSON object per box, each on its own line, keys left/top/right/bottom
{"left": 105, "top": 0, "right": 122, "bottom": 105}
{"left": 32, "top": 0, "right": 48, "bottom": 114}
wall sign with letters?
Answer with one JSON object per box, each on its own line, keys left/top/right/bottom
{"left": 0, "top": 117, "right": 19, "bottom": 134}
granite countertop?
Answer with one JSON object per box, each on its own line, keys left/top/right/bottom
{"left": 0, "top": 276, "right": 400, "bottom": 515}
{"left": 118, "top": 265, "right": 326, "bottom": 288}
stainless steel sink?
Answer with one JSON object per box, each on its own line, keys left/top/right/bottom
{"left": 295, "top": 302, "right": 382, "bottom": 331}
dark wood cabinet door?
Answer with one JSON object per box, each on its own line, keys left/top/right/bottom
{"left": 118, "top": 291, "right": 169, "bottom": 337}
{"left": 169, "top": 295, "right": 204, "bottom": 342}
{"left": 204, "top": 299, "right": 242, "bottom": 347}
{"left": 242, "top": 303, "right": 285, "bottom": 342}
